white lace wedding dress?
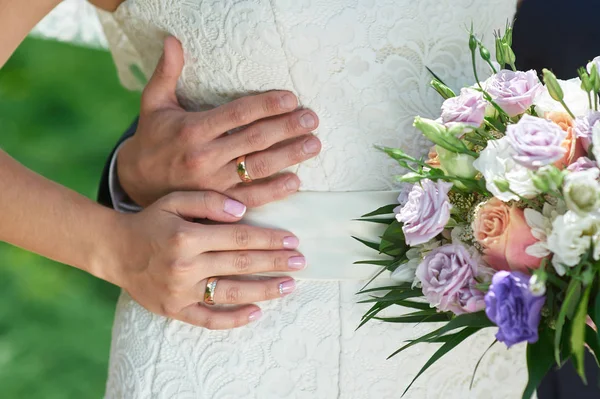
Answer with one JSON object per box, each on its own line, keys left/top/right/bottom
{"left": 48, "top": 0, "right": 531, "bottom": 397}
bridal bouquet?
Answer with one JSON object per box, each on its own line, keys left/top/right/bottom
{"left": 358, "top": 24, "right": 600, "bottom": 398}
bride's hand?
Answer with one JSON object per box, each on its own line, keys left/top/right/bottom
{"left": 110, "top": 190, "right": 303, "bottom": 330}
{"left": 117, "top": 36, "right": 321, "bottom": 208}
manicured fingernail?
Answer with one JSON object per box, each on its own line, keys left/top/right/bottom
{"left": 303, "top": 137, "right": 321, "bottom": 154}
{"left": 283, "top": 236, "right": 299, "bottom": 249}
{"left": 288, "top": 256, "right": 306, "bottom": 270}
{"left": 299, "top": 112, "right": 316, "bottom": 129}
{"left": 249, "top": 309, "right": 263, "bottom": 322}
{"left": 279, "top": 279, "right": 296, "bottom": 296}
{"left": 284, "top": 177, "right": 299, "bottom": 192}
{"left": 280, "top": 94, "right": 297, "bottom": 110}
{"left": 224, "top": 199, "right": 246, "bottom": 217}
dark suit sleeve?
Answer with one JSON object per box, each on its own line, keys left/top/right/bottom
{"left": 97, "top": 117, "right": 139, "bottom": 208}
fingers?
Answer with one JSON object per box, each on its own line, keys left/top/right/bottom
{"left": 142, "top": 36, "right": 185, "bottom": 112}
{"left": 198, "top": 91, "right": 299, "bottom": 137}
{"left": 198, "top": 250, "right": 306, "bottom": 276}
{"left": 201, "top": 277, "right": 297, "bottom": 305}
{"left": 178, "top": 303, "right": 262, "bottom": 330}
{"left": 226, "top": 173, "right": 300, "bottom": 208}
{"left": 198, "top": 224, "right": 299, "bottom": 252}
{"left": 216, "top": 109, "right": 320, "bottom": 159}
{"left": 159, "top": 191, "right": 247, "bottom": 222}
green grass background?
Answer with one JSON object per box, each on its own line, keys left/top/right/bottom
{"left": 0, "top": 37, "right": 141, "bottom": 398}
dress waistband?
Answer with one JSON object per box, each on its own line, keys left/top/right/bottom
{"left": 242, "top": 191, "right": 399, "bottom": 281}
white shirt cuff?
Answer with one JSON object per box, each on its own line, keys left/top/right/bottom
{"left": 109, "top": 140, "right": 143, "bottom": 213}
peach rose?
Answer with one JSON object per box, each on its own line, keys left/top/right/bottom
{"left": 425, "top": 146, "right": 440, "bottom": 168}
{"left": 472, "top": 198, "right": 543, "bottom": 272}
{"left": 546, "top": 112, "right": 586, "bottom": 168}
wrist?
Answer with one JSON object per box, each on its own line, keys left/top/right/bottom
{"left": 116, "top": 138, "right": 144, "bottom": 207}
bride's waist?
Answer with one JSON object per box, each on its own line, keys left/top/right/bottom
{"left": 242, "top": 190, "right": 398, "bottom": 281}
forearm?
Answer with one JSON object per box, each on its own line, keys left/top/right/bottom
{"left": 0, "top": 0, "right": 61, "bottom": 67}
{"left": 0, "top": 150, "right": 122, "bottom": 283}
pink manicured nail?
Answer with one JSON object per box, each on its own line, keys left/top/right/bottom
{"left": 279, "top": 279, "right": 296, "bottom": 296}
{"left": 248, "top": 309, "right": 263, "bottom": 322}
{"left": 283, "top": 236, "right": 299, "bottom": 249}
{"left": 288, "top": 256, "right": 306, "bottom": 270}
{"left": 224, "top": 199, "right": 246, "bottom": 217}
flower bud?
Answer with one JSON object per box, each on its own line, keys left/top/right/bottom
{"left": 436, "top": 146, "right": 478, "bottom": 179}
{"left": 413, "top": 117, "right": 469, "bottom": 154}
{"left": 591, "top": 64, "right": 600, "bottom": 93}
{"left": 531, "top": 173, "right": 550, "bottom": 192}
{"left": 430, "top": 79, "right": 456, "bottom": 100}
{"left": 579, "top": 67, "right": 593, "bottom": 93}
{"left": 535, "top": 165, "right": 565, "bottom": 192}
{"left": 493, "top": 178, "right": 511, "bottom": 193}
{"left": 469, "top": 33, "right": 477, "bottom": 52}
{"left": 542, "top": 68, "right": 564, "bottom": 102}
{"left": 503, "top": 43, "right": 516, "bottom": 68}
{"left": 503, "top": 23, "right": 513, "bottom": 47}
{"left": 479, "top": 45, "right": 492, "bottom": 63}
{"left": 495, "top": 37, "right": 505, "bottom": 66}
{"left": 529, "top": 274, "right": 546, "bottom": 297}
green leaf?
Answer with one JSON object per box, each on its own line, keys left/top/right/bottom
{"left": 356, "top": 283, "right": 412, "bottom": 295}
{"left": 361, "top": 204, "right": 398, "bottom": 218}
{"left": 358, "top": 290, "right": 423, "bottom": 304}
{"left": 592, "top": 291, "right": 600, "bottom": 328}
{"left": 351, "top": 236, "right": 380, "bottom": 252}
{"left": 555, "top": 280, "right": 582, "bottom": 364}
{"left": 393, "top": 300, "right": 432, "bottom": 311}
{"left": 353, "top": 260, "right": 393, "bottom": 267}
{"left": 522, "top": 328, "right": 555, "bottom": 399}
{"left": 470, "top": 340, "right": 497, "bottom": 389}
{"left": 379, "top": 240, "right": 407, "bottom": 257}
{"left": 426, "top": 66, "right": 447, "bottom": 86}
{"left": 572, "top": 283, "right": 593, "bottom": 382}
{"left": 585, "top": 325, "right": 600, "bottom": 367}
{"left": 402, "top": 327, "right": 482, "bottom": 397}
{"left": 375, "top": 311, "right": 450, "bottom": 324}
{"left": 357, "top": 302, "right": 392, "bottom": 329}
{"left": 388, "top": 311, "right": 494, "bottom": 359}
{"left": 355, "top": 217, "right": 396, "bottom": 225}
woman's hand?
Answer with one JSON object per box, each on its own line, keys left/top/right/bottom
{"left": 109, "top": 190, "right": 304, "bottom": 330}
{"left": 118, "top": 37, "right": 321, "bottom": 208}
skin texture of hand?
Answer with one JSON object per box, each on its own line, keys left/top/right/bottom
{"left": 111, "top": 190, "right": 304, "bottom": 330}
{"left": 118, "top": 37, "right": 322, "bottom": 208}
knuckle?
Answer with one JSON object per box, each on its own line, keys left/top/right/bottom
{"left": 242, "top": 192, "right": 262, "bottom": 208}
{"left": 263, "top": 284, "right": 275, "bottom": 301}
{"left": 263, "top": 94, "right": 281, "bottom": 114}
{"left": 169, "top": 230, "right": 191, "bottom": 252}
{"left": 233, "top": 253, "right": 252, "bottom": 273}
{"left": 288, "top": 145, "right": 305, "bottom": 163}
{"left": 228, "top": 103, "right": 253, "bottom": 126}
{"left": 271, "top": 254, "right": 284, "bottom": 271}
{"left": 182, "top": 151, "right": 208, "bottom": 172}
{"left": 176, "top": 121, "right": 197, "bottom": 143}
{"left": 233, "top": 226, "right": 251, "bottom": 248}
{"left": 250, "top": 157, "right": 270, "bottom": 179}
{"left": 267, "top": 231, "right": 280, "bottom": 249}
{"left": 225, "top": 286, "right": 242, "bottom": 303}
{"left": 283, "top": 115, "right": 301, "bottom": 135}
{"left": 160, "top": 302, "right": 179, "bottom": 318}
{"left": 245, "top": 127, "right": 267, "bottom": 148}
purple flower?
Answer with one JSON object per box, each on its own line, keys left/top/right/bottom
{"left": 441, "top": 88, "right": 487, "bottom": 128}
{"left": 506, "top": 114, "right": 567, "bottom": 169}
{"left": 486, "top": 70, "right": 542, "bottom": 117}
{"left": 485, "top": 271, "right": 546, "bottom": 348}
{"left": 396, "top": 179, "right": 452, "bottom": 246}
{"left": 573, "top": 111, "right": 600, "bottom": 152}
{"left": 416, "top": 244, "right": 486, "bottom": 315}
{"left": 567, "top": 156, "right": 598, "bottom": 173}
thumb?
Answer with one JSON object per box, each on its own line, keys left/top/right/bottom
{"left": 142, "top": 36, "right": 184, "bottom": 111}
{"left": 161, "top": 191, "right": 247, "bottom": 223}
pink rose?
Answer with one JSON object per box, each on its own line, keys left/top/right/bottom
{"left": 545, "top": 112, "right": 586, "bottom": 169}
{"left": 472, "top": 198, "right": 542, "bottom": 272}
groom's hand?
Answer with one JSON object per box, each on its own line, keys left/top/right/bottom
{"left": 117, "top": 37, "right": 321, "bottom": 208}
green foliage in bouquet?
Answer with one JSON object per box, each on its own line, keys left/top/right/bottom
{"left": 356, "top": 22, "right": 600, "bottom": 398}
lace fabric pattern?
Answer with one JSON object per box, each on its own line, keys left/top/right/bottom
{"left": 98, "top": 1, "right": 533, "bottom": 398}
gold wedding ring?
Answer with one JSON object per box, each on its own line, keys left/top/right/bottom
{"left": 204, "top": 277, "right": 219, "bottom": 305}
{"left": 236, "top": 155, "right": 253, "bottom": 183}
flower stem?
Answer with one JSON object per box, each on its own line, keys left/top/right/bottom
{"left": 559, "top": 99, "right": 576, "bottom": 119}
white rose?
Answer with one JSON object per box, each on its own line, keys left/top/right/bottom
{"left": 534, "top": 78, "right": 590, "bottom": 117}
{"left": 524, "top": 202, "right": 562, "bottom": 259}
{"left": 593, "top": 122, "right": 600, "bottom": 163}
{"left": 473, "top": 137, "right": 539, "bottom": 202}
{"left": 547, "top": 211, "right": 600, "bottom": 275}
{"left": 563, "top": 169, "right": 600, "bottom": 215}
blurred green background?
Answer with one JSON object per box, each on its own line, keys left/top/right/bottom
{"left": 0, "top": 38, "right": 141, "bottom": 398}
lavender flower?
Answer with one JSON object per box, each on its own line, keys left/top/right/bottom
{"left": 506, "top": 114, "right": 567, "bottom": 169}
{"left": 567, "top": 156, "right": 598, "bottom": 173}
{"left": 416, "top": 244, "right": 486, "bottom": 315}
{"left": 486, "top": 70, "right": 542, "bottom": 117}
{"left": 573, "top": 111, "right": 600, "bottom": 151}
{"left": 396, "top": 179, "right": 452, "bottom": 246}
{"left": 485, "top": 271, "right": 545, "bottom": 347}
{"left": 441, "top": 88, "right": 487, "bottom": 128}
